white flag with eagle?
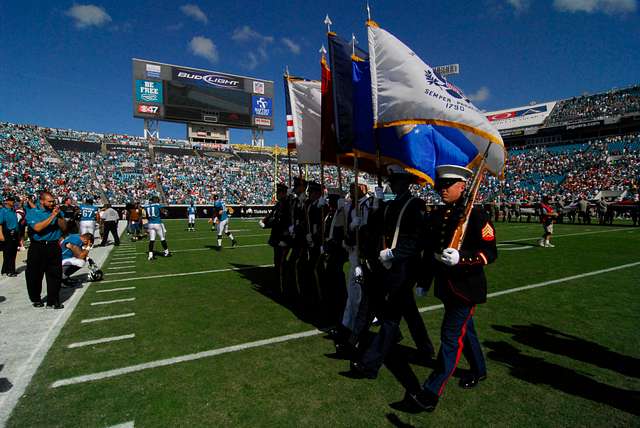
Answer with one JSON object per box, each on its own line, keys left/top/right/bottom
{"left": 367, "top": 21, "right": 506, "bottom": 176}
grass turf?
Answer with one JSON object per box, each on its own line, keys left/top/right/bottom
{"left": 7, "top": 219, "right": 640, "bottom": 427}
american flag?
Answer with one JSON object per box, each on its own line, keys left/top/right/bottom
{"left": 283, "top": 75, "right": 296, "bottom": 151}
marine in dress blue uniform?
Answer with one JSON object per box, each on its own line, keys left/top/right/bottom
{"left": 408, "top": 165, "right": 497, "bottom": 412}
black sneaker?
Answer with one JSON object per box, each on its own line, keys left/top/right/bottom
{"left": 46, "top": 304, "right": 64, "bottom": 310}
{"left": 32, "top": 302, "right": 44, "bottom": 308}
{"left": 232, "top": 239, "right": 238, "bottom": 247}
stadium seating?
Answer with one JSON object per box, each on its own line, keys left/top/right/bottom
{"left": 545, "top": 85, "right": 640, "bottom": 126}
{"left": 1, "top": 121, "right": 638, "bottom": 206}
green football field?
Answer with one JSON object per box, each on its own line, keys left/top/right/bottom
{"left": 7, "top": 219, "right": 640, "bottom": 427}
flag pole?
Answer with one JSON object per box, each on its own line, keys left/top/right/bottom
{"left": 274, "top": 143, "right": 279, "bottom": 201}
{"left": 284, "top": 67, "right": 293, "bottom": 189}
{"left": 449, "top": 144, "right": 491, "bottom": 249}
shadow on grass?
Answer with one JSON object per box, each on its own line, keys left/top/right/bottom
{"left": 493, "top": 324, "right": 640, "bottom": 378}
{"left": 230, "top": 262, "right": 327, "bottom": 329}
{"left": 484, "top": 339, "right": 640, "bottom": 416}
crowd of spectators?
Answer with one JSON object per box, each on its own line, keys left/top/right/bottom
{"left": 546, "top": 85, "right": 640, "bottom": 126}
{"left": 1, "top": 121, "right": 638, "bottom": 206}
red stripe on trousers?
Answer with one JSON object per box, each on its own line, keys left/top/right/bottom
{"left": 438, "top": 305, "right": 476, "bottom": 396}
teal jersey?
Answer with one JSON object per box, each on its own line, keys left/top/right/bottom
{"left": 144, "top": 203, "right": 163, "bottom": 224}
{"left": 26, "top": 208, "right": 64, "bottom": 241}
{"left": 214, "top": 201, "right": 228, "bottom": 221}
{"left": 0, "top": 207, "right": 19, "bottom": 231}
{"left": 188, "top": 206, "right": 196, "bottom": 215}
{"left": 61, "top": 234, "right": 83, "bottom": 260}
{"left": 79, "top": 204, "right": 98, "bottom": 221}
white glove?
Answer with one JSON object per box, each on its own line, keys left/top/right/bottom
{"left": 288, "top": 225, "right": 295, "bottom": 235}
{"left": 306, "top": 233, "right": 314, "bottom": 247}
{"left": 317, "top": 196, "right": 327, "bottom": 207}
{"left": 379, "top": 248, "right": 394, "bottom": 262}
{"left": 278, "top": 240, "right": 288, "bottom": 247}
{"left": 374, "top": 186, "right": 384, "bottom": 200}
{"left": 441, "top": 248, "right": 460, "bottom": 266}
{"left": 320, "top": 245, "right": 325, "bottom": 255}
{"left": 258, "top": 220, "right": 265, "bottom": 228}
{"left": 337, "top": 198, "right": 345, "bottom": 209}
{"left": 354, "top": 265, "right": 363, "bottom": 278}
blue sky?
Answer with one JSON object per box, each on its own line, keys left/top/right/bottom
{"left": 1, "top": 0, "right": 638, "bottom": 146}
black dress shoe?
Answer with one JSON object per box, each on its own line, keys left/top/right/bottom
{"left": 7, "top": 273, "right": 18, "bottom": 277}
{"left": 32, "top": 302, "right": 44, "bottom": 308}
{"left": 342, "top": 361, "right": 377, "bottom": 379}
{"left": 406, "top": 389, "right": 439, "bottom": 412}
{"left": 459, "top": 373, "right": 487, "bottom": 389}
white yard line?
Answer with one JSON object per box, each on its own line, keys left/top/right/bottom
{"left": 101, "top": 264, "right": 274, "bottom": 284}
{"left": 68, "top": 334, "right": 135, "bottom": 349}
{"left": 108, "top": 266, "right": 136, "bottom": 270}
{"left": 172, "top": 233, "right": 270, "bottom": 242}
{"left": 497, "top": 227, "right": 632, "bottom": 245}
{"left": 166, "top": 244, "right": 268, "bottom": 254}
{"left": 107, "top": 421, "right": 135, "bottom": 428}
{"left": 51, "top": 260, "right": 640, "bottom": 388}
{"left": 81, "top": 313, "right": 136, "bottom": 324}
{"left": 111, "top": 256, "right": 136, "bottom": 260}
{"left": 91, "top": 298, "right": 136, "bottom": 306}
{"left": 96, "top": 287, "right": 136, "bottom": 293}
{"left": 105, "top": 271, "right": 136, "bottom": 276}
{"left": 111, "top": 260, "right": 137, "bottom": 265}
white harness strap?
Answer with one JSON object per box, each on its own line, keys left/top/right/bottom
{"left": 390, "top": 197, "right": 416, "bottom": 250}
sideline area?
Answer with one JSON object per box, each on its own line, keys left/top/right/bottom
{"left": 0, "top": 222, "right": 126, "bottom": 426}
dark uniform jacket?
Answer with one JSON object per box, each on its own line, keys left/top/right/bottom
{"left": 305, "top": 198, "right": 324, "bottom": 248}
{"left": 263, "top": 198, "right": 291, "bottom": 247}
{"left": 424, "top": 205, "right": 497, "bottom": 305}
{"left": 381, "top": 192, "right": 427, "bottom": 262}
{"left": 289, "top": 194, "right": 307, "bottom": 246}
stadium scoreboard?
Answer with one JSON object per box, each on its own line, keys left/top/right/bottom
{"left": 132, "top": 59, "right": 274, "bottom": 130}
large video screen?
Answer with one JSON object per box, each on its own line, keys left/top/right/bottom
{"left": 132, "top": 59, "right": 274, "bottom": 130}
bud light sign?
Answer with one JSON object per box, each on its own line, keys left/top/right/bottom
{"left": 252, "top": 96, "right": 272, "bottom": 117}
{"left": 136, "top": 80, "right": 163, "bottom": 103}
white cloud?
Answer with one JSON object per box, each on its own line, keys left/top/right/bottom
{"left": 180, "top": 4, "right": 208, "bottom": 24}
{"left": 553, "top": 0, "right": 637, "bottom": 14}
{"left": 232, "top": 26, "right": 274, "bottom": 69}
{"left": 505, "top": 0, "right": 531, "bottom": 13}
{"left": 188, "top": 36, "right": 218, "bottom": 63}
{"left": 281, "top": 37, "right": 301, "bottom": 55}
{"left": 468, "top": 87, "right": 491, "bottom": 103}
{"left": 232, "top": 25, "right": 274, "bottom": 44}
{"left": 65, "top": 4, "right": 112, "bottom": 29}
{"left": 166, "top": 22, "right": 184, "bottom": 31}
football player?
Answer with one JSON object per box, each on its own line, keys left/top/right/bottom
{"left": 187, "top": 202, "right": 197, "bottom": 231}
{"left": 78, "top": 198, "right": 99, "bottom": 238}
{"left": 212, "top": 194, "right": 237, "bottom": 249}
{"left": 144, "top": 196, "right": 171, "bottom": 260}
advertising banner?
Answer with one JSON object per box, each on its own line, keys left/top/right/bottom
{"left": 172, "top": 68, "right": 243, "bottom": 90}
{"left": 485, "top": 102, "right": 556, "bottom": 130}
{"left": 252, "top": 95, "right": 272, "bottom": 117}
{"left": 136, "top": 80, "right": 163, "bottom": 103}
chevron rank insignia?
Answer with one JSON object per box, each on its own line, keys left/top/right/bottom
{"left": 481, "top": 223, "right": 495, "bottom": 241}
